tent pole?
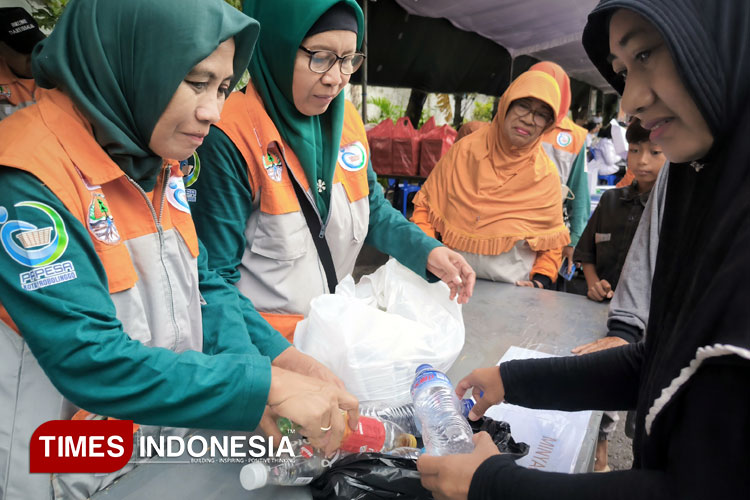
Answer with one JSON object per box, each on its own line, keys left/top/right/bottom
{"left": 361, "top": 0, "right": 369, "bottom": 124}
{"left": 494, "top": 55, "right": 515, "bottom": 116}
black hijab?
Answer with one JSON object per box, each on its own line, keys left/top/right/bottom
{"left": 584, "top": 0, "right": 750, "bottom": 468}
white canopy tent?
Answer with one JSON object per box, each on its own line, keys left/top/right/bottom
{"left": 393, "top": 0, "right": 613, "bottom": 92}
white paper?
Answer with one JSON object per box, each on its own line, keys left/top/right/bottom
{"left": 485, "top": 346, "right": 593, "bottom": 473}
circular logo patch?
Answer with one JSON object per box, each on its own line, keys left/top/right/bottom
{"left": 338, "top": 141, "right": 367, "bottom": 171}
{"left": 167, "top": 176, "right": 191, "bottom": 214}
{"left": 556, "top": 132, "right": 573, "bottom": 148}
{"left": 181, "top": 152, "right": 201, "bottom": 187}
{"left": 0, "top": 201, "right": 69, "bottom": 267}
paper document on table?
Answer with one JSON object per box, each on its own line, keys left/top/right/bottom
{"left": 484, "top": 346, "right": 593, "bottom": 474}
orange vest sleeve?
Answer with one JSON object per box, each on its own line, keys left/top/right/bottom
{"left": 531, "top": 246, "right": 563, "bottom": 282}
{"left": 410, "top": 203, "right": 436, "bottom": 239}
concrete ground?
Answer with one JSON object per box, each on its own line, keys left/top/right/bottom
{"left": 352, "top": 246, "right": 634, "bottom": 472}
{"left": 607, "top": 412, "right": 634, "bottom": 471}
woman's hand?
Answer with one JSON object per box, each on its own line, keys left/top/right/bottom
{"left": 266, "top": 367, "right": 359, "bottom": 456}
{"left": 572, "top": 336, "right": 628, "bottom": 355}
{"left": 417, "top": 432, "right": 500, "bottom": 500}
{"left": 426, "top": 247, "right": 476, "bottom": 304}
{"left": 272, "top": 346, "right": 345, "bottom": 389}
{"left": 454, "top": 366, "right": 505, "bottom": 421}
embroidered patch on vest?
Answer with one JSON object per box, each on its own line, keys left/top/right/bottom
{"left": 180, "top": 152, "right": 200, "bottom": 202}
{"left": 556, "top": 132, "right": 572, "bottom": 148}
{"left": 88, "top": 193, "right": 121, "bottom": 245}
{"left": 0, "top": 85, "right": 10, "bottom": 101}
{"left": 0, "top": 202, "right": 77, "bottom": 290}
{"left": 166, "top": 175, "right": 191, "bottom": 214}
{"left": 263, "top": 151, "right": 283, "bottom": 182}
{"left": 338, "top": 141, "right": 368, "bottom": 171}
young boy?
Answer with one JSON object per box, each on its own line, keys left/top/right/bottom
{"left": 573, "top": 119, "right": 666, "bottom": 472}
{"left": 575, "top": 119, "right": 666, "bottom": 302}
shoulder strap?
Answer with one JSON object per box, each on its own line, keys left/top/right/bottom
{"left": 284, "top": 156, "right": 338, "bottom": 294}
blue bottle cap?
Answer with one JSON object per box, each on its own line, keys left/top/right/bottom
{"left": 461, "top": 399, "right": 475, "bottom": 417}
{"left": 416, "top": 364, "right": 433, "bottom": 374}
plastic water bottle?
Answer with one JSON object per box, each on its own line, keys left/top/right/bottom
{"left": 360, "top": 403, "right": 421, "bottom": 436}
{"left": 360, "top": 399, "right": 475, "bottom": 438}
{"left": 276, "top": 415, "right": 416, "bottom": 453}
{"left": 242, "top": 416, "right": 417, "bottom": 490}
{"left": 387, "top": 446, "right": 423, "bottom": 459}
{"left": 240, "top": 439, "right": 328, "bottom": 489}
{"left": 339, "top": 414, "right": 417, "bottom": 453}
{"left": 411, "top": 364, "right": 475, "bottom": 456}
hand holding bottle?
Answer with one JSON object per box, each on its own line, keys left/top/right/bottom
{"left": 454, "top": 366, "right": 505, "bottom": 421}
{"left": 266, "top": 366, "right": 359, "bottom": 455}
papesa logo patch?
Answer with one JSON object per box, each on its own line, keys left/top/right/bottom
{"left": 167, "top": 175, "right": 191, "bottom": 214}
{"left": 338, "top": 142, "right": 367, "bottom": 171}
{"left": 556, "top": 132, "right": 572, "bottom": 148}
{"left": 0, "top": 202, "right": 77, "bottom": 290}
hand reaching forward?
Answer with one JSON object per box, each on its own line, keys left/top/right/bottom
{"left": 265, "top": 367, "right": 358, "bottom": 456}
{"left": 454, "top": 366, "right": 505, "bottom": 421}
{"left": 426, "top": 246, "right": 476, "bottom": 304}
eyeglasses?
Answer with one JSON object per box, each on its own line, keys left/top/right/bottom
{"left": 298, "top": 46, "right": 366, "bottom": 75}
{"left": 511, "top": 100, "right": 553, "bottom": 127}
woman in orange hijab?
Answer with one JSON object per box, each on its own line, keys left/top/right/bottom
{"left": 411, "top": 70, "right": 569, "bottom": 288}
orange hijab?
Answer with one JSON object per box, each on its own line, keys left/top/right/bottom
{"left": 529, "top": 61, "right": 571, "bottom": 124}
{"left": 456, "top": 120, "right": 488, "bottom": 141}
{"left": 412, "top": 71, "right": 570, "bottom": 255}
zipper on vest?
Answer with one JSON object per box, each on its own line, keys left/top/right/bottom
{"left": 277, "top": 148, "right": 331, "bottom": 237}
{"left": 125, "top": 168, "right": 181, "bottom": 349}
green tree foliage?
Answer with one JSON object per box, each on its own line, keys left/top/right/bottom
{"left": 473, "top": 100, "right": 494, "bottom": 122}
{"left": 32, "top": 0, "right": 70, "bottom": 30}
{"left": 368, "top": 96, "right": 405, "bottom": 123}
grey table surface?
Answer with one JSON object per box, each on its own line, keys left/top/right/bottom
{"left": 447, "top": 280, "right": 609, "bottom": 475}
{"left": 94, "top": 280, "right": 609, "bottom": 499}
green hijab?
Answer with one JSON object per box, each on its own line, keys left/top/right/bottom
{"left": 243, "top": 0, "right": 364, "bottom": 220}
{"left": 32, "top": 0, "right": 259, "bottom": 192}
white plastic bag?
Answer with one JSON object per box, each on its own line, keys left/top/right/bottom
{"left": 485, "top": 346, "right": 593, "bottom": 473}
{"left": 294, "top": 259, "right": 464, "bottom": 405}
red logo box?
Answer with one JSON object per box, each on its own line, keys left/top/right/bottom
{"left": 30, "top": 420, "right": 133, "bottom": 473}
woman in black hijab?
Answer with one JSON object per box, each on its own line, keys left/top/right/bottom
{"left": 416, "top": 1, "right": 750, "bottom": 498}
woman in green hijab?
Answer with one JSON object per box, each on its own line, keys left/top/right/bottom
{"left": 191, "top": 0, "right": 476, "bottom": 343}
{"left": 0, "top": 0, "right": 356, "bottom": 497}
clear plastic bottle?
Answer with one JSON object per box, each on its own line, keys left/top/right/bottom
{"left": 360, "top": 403, "right": 421, "bottom": 436}
{"left": 339, "top": 414, "right": 417, "bottom": 453}
{"left": 240, "top": 443, "right": 327, "bottom": 489}
{"left": 242, "top": 416, "right": 417, "bottom": 489}
{"left": 360, "top": 399, "right": 475, "bottom": 438}
{"left": 387, "top": 446, "right": 423, "bottom": 459}
{"left": 276, "top": 415, "right": 416, "bottom": 453}
{"left": 411, "top": 363, "right": 475, "bottom": 456}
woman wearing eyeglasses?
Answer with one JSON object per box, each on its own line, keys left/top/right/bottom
{"left": 411, "top": 70, "right": 569, "bottom": 289}
{"left": 190, "top": 0, "right": 475, "bottom": 342}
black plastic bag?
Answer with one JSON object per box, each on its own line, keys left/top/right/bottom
{"left": 310, "top": 416, "right": 528, "bottom": 500}
{"left": 310, "top": 454, "right": 429, "bottom": 500}
{"left": 469, "top": 416, "right": 530, "bottom": 457}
